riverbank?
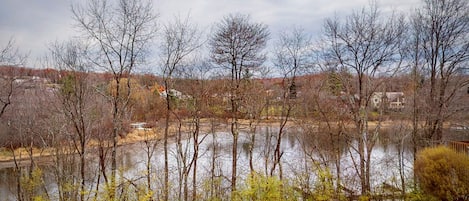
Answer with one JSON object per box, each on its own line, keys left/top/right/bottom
{"left": 1, "top": 119, "right": 466, "bottom": 168}
{"left": 0, "top": 118, "right": 289, "bottom": 167}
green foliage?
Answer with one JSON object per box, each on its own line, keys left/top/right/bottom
{"left": 33, "top": 196, "right": 49, "bottom": 201}
{"left": 234, "top": 172, "right": 298, "bottom": 201}
{"left": 312, "top": 166, "right": 335, "bottom": 201}
{"left": 60, "top": 74, "right": 76, "bottom": 96}
{"left": 201, "top": 177, "right": 224, "bottom": 201}
{"left": 414, "top": 146, "right": 469, "bottom": 201}
{"left": 57, "top": 180, "right": 80, "bottom": 201}
{"left": 406, "top": 188, "right": 438, "bottom": 201}
{"left": 137, "top": 190, "right": 154, "bottom": 201}
{"left": 20, "top": 167, "right": 49, "bottom": 201}
{"left": 327, "top": 71, "right": 343, "bottom": 96}
{"left": 95, "top": 178, "right": 150, "bottom": 201}
{"left": 97, "top": 179, "right": 117, "bottom": 201}
{"left": 358, "top": 195, "right": 370, "bottom": 201}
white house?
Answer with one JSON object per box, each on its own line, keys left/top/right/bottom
{"left": 159, "top": 89, "right": 192, "bottom": 100}
{"left": 371, "top": 92, "right": 405, "bottom": 109}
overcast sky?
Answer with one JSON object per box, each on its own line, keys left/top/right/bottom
{"left": 0, "top": 0, "right": 422, "bottom": 68}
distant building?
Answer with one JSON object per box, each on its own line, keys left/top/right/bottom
{"left": 130, "top": 122, "right": 147, "bottom": 130}
{"left": 371, "top": 92, "right": 405, "bottom": 110}
{"left": 159, "top": 89, "right": 191, "bottom": 100}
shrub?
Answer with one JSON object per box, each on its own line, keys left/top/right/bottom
{"left": 234, "top": 172, "right": 299, "bottom": 201}
{"left": 312, "top": 166, "right": 335, "bottom": 201}
{"left": 414, "top": 146, "right": 469, "bottom": 201}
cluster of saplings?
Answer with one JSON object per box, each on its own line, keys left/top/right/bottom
{"left": 0, "top": 0, "right": 468, "bottom": 200}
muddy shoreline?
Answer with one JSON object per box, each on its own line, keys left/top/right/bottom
{"left": 1, "top": 119, "right": 467, "bottom": 169}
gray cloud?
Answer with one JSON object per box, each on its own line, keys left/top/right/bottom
{"left": 0, "top": 0, "right": 422, "bottom": 67}
{"left": 0, "top": 0, "right": 74, "bottom": 66}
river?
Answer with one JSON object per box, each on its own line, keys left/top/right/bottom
{"left": 0, "top": 125, "right": 415, "bottom": 200}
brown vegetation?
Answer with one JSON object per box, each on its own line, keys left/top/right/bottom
{"left": 1, "top": 0, "right": 468, "bottom": 200}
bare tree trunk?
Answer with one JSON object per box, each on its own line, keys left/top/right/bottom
{"left": 0, "top": 38, "right": 27, "bottom": 118}
{"left": 231, "top": 65, "right": 240, "bottom": 194}
{"left": 163, "top": 85, "right": 170, "bottom": 201}
{"left": 248, "top": 130, "right": 255, "bottom": 173}
{"left": 415, "top": 0, "right": 469, "bottom": 143}
{"left": 411, "top": 25, "right": 421, "bottom": 189}
{"left": 262, "top": 127, "right": 272, "bottom": 176}
{"left": 10, "top": 144, "right": 23, "bottom": 201}
{"left": 110, "top": 79, "right": 120, "bottom": 199}
{"left": 142, "top": 129, "right": 157, "bottom": 198}
{"left": 322, "top": 3, "right": 405, "bottom": 195}
{"left": 398, "top": 135, "right": 406, "bottom": 197}
{"left": 270, "top": 103, "right": 291, "bottom": 179}
{"left": 230, "top": 112, "right": 239, "bottom": 193}
{"left": 358, "top": 117, "right": 367, "bottom": 195}
{"left": 191, "top": 117, "right": 200, "bottom": 201}
{"left": 159, "top": 15, "right": 202, "bottom": 200}
{"left": 271, "top": 26, "right": 312, "bottom": 179}
{"left": 209, "top": 124, "right": 220, "bottom": 200}
{"left": 175, "top": 116, "right": 185, "bottom": 201}
{"left": 209, "top": 14, "right": 269, "bottom": 196}
{"left": 72, "top": 0, "right": 157, "bottom": 197}
{"left": 0, "top": 77, "right": 14, "bottom": 118}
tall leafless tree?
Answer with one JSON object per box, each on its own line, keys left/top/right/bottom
{"left": 271, "top": 26, "right": 313, "bottom": 178}
{"left": 413, "top": 0, "right": 469, "bottom": 142}
{"left": 175, "top": 60, "right": 214, "bottom": 201}
{"left": 210, "top": 13, "right": 269, "bottom": 193}
{"left": 160, "top": 14, "right": 202, "bottom": 201}
{"left": 0, "top": 38, "right": 27, "bottom": 118}
{"left": 0, "top": 41, "right": 30, "bottom": 201}
{"left": 0, "top": 74, "right": 15, "bottom": 119}
{"left": 49, "top": 40, "right": 94, "bottom": 201}
{"left": 322, "top": 3, "right": 406, "bottom": 195}
{"left": 72, "top": 0, "right": 157, "bottom": 198}
{"left": 6, "top": 75, "right": 52, "bottom": 201}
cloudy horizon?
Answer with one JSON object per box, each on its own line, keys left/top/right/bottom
{"left": 1, "top": 0, "right": 422, "bottom": 69}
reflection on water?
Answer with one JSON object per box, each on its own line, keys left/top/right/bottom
{"left": 0, "top": 126, "right": 415, "bottom": 200}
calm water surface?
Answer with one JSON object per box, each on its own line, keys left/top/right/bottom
{"left": 0, "top": 126, "right": 415, "bottom": 200}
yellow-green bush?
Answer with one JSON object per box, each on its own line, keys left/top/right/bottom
{"left": 20, "top": 167, "right": 49, "bottom": 201}
{"left": 414, "top": 146, "right": 469, "bottom": 201}
{"left": 234, "top": 172, "right": 299, "bottom": 201}
{"left": 312, "top": 167, "right": 335, "bottom": 201}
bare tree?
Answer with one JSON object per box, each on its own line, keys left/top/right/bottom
{"left": 271, "top": 26, "right": 313, "bottom": 178}
{"left": 210, "top": 13, "right": 269, "bottom": 193}
{"left": 49, "top": 40, "right": 95, "bottom": 201}
{"left": 0, "top": 73, "right": 15, "bottom": 119}
{"left": 322, "top": 3, "right": 406, "bottom": 196}
{"left": 174, "top": 60, "right": 215, "bottom": 201}
{"left": 6, "top": 75, "right": 52, "bottom": 201}
{"left": 404, "top": 9, "right": 428, "bottom": 189}
{"left": 0, "top": 38, "right": 27, "bottom": 66}
{"left": 160, "top": 14, "right": 202, "bottom": 201}
{"left": 140, "top": 128, "right": 158, "bottom": 199}
{"left": 72, "top": 0, "right": 157, "bottom": 198}
{"left": 306, "top": 73, "right": 350, "bottom": 198}
{"left": 241, "top": 79, "right": 268, "bottom": 175}
{"left": 0, "top": 38, "right": 27, "bottom": 118}
{"left": 413, "top": 0, "right": 469, "bottom": 142}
